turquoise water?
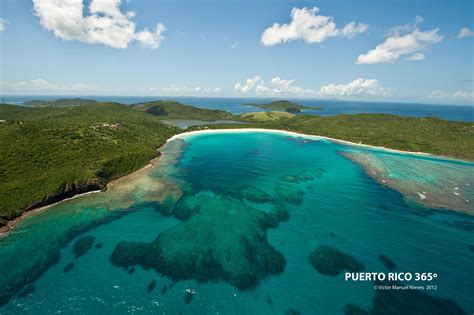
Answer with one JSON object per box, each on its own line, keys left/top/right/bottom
{"left": 0, "top": 131, "right": 473, "bottom": 314}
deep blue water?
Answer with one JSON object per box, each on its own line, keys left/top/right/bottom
{"left": 0, "top": 131, "right": 472, "bottom": 314}
{"left": 3, "top": 95, "right": 473, "bottom": 122}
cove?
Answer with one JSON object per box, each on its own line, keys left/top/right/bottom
{"left": 0, "top": 130, "right": 473, "bottom": 314}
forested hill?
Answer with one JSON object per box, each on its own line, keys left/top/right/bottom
{"left": 132, "top": 100, "right": 234, "bottom": 120}
{"left": 0, "top": 102, "right": 180, "bottom": 227}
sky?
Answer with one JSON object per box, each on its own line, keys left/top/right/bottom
{"left": 0, "top": 0, "right": 473, "bottom": 105}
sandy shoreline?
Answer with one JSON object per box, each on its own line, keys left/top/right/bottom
{"left": 2, "top": 127, "right": 469, "bottom": 237}
{"left": 171, "top": 128, "right": 470, "bottom": 162}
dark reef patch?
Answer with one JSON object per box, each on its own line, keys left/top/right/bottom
{"left": 371, "top": 280, "right": 466, "bottom": 315}
{"left": 469, "top": 244, "right": 474, "bottom": 252}
{"left": 128, "top": 267, "right": 135, "bottom": 274}
{"left": 147, "top": 280, "right": 156, "bottom": 293}
{"left": 444, "top": 220, "right": 474, "bottom": 232}
{"left": 17, "top": 285, "right": 35, "bottom": 299}
{"left": 63, "top": 262, "right": 74, "bottom": 272}
{"left": 0, "top": 209, "right": 129, "bottom": 307}
{"left": 280, "top": 168, "right": 325, "bottom": 184}
{"left": 161, "top": 285, "right": 168, "bottom": 294}
{"left": 344, "top": 304, "right": 368, "bottom": 315}
{"left": 275, "top": 183, "right": 305, "bottom": 206}
{"left": 378, "top": 255, "right": 397, "bottom": 270}
{"left": 308, "top": 245, "right": 364, "bottom": 276}
{"left": 110, "top": 193, "right": 286, "bottom": 290}
{"left": 185, "top": 292, "right": 194, "bottom": 304}
{"left": 330, "top": 232, "right": 336, "bottom": 237}
{"left": 285, "top": 309, "right": 301, "bottom": 315}
{"left": 235, "top": 186, "right": 273, "bottom": 204}
{"left": 95, "top": 243, "right": 103, "bottom": 249}
{"left": 73, "top": 236, "right": 95, "bottom": 259}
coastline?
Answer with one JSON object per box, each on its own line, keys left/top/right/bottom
{"left": 171, "top": 128, "right": 473, "bottom": 163}
{"left": 2, "top": 127, "right": 471, "bottom": 237}
{"left": 0, "top": 154, "right": 161, "bottom": 237}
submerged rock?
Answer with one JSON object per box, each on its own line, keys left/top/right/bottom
{"left": 95, "top": 243, "right": 103, "bottom": 249}
{"left": 73, "top": 236, "right": 95, "bottom": 259}
{"left": 378, "top": 255, "right": 397, "bottom": 270}
{"left": 184, "top": 292, "right": 194, "bottom": 304}
{"left": 17, "top": 285, "right": 34, "bottom": 299}
{"left": 308, "top": 245, "right": 364, "bottom": 276}
{"left": 128, "top": 267, "right": 135, "bottom": 274}
{"left": 285, "top": 310, "right": 301, "bottom": 315}
{"left": 275, "top": 183, "right": 305, "bottom": 206}
{"left": 371, "top": 280, "right": 466, "bottom": 315}
{"left": 110, "top": 193, "right": 285, "bottom": 290}
{"left": 469, "top": 244, "right": 474, "bottom": 252}
{"left": 344, "top": 304, "right": 368, "bottom": 315}
{"left": 445, "top": 220, "right": 474, "bottom": 232}
{"left": 147, "top": 280, "right": 156, "bottom": 293}
{"left": 63, "top": 262, "right": 74, "bottom": 272}
{"left": 161, "top": 285, "right": 168, "bottom": 294}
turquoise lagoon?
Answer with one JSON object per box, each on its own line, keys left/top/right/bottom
{"left": 0, "top": 130, "right": 473, "bottom": 314}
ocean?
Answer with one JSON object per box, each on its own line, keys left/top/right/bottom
{"left": 0, "top": 130, "right": 472, "bottom": 314}
{"left": 3, "top": 96, "right": 473, "bottom": 122}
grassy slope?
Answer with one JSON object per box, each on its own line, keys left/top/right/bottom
{"left": 239, "top": 111, "right": 295, "bottom": 122}
{"left": 191, "top": 114, "right": 474, "bottom": 161}
{"left": 0, "top": 103, "right": 180, "bottom": 221}
{"left": 132, "top": 100, "right": 234, "bottom": 120}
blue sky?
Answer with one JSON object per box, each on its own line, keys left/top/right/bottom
{"left": 0, "top": 0, "right": 473, "bottom": 105}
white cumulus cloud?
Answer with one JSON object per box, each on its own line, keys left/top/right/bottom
{"left": 429, "top": 90, "right": 474, "bottom": 103}
{"left": 0, "top": 18, "right": 9, "bottom": 32}
{"left": 234, "top": 76, "right": 268, "bottom": 93}
{"left": 318, "top": 78, "right": 387, "bottom": 96}
{"left": 32, "top": 0, "right": 166, "bottom": 49}
{"left": 261, "top": 7, "right": 367, "bottom": 46}
{"left": 458, "top": 27, "right": 474, "bottom": 38}
{"left": 151, "top": 85, "right": 221, "bottom": 94}
{"left": 357, "top": 16, "right": 443, "bottom": 64}
{"left": 0, "top": 78, "right": 96, "bottom": 94}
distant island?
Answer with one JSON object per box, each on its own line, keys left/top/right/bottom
{"left": 244, "top": 100, "right": 324, "bottom": 113}
{"left": 23, "top": 98, "right": 98, "bottom": 107}
{"left": 1, "top": 98, "right": 473, "bottom": 231}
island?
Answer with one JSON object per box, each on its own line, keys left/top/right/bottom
{"left": 1, "top": 98, "right": 473, "bottom": 231}
{"left": 244, "top": 100, "right": 323, "bottom": 113}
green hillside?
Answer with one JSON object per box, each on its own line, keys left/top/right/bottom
{"left": 132, "top": 100, "right": 234, "bottom": 120}
{"left": 239, "top": 111, "right": 295, "bottom": 122}
{"left": 0, "top": 103, "right": 180, "bottom": 225}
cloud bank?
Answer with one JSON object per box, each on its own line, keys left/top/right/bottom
{"left": 357, "top": 16, "right": 443, "bottom": 64}
{"left": 0, "top": 78, "right": 96, "bottom": 94}
{"left": 33, "top": 0, "right": 166, "bottom": 49}
{"left": 234, "top": 76, "right": 387, "bottom": 97}
{"left": 0, "top": 18, "right": 9, "bottom": 32}
{"left": 261, "top": 7, "right": 367, "bottom": 46}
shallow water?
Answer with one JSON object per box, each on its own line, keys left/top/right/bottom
{"left": 0, "top": 131, "right": 473, "bottom": 314}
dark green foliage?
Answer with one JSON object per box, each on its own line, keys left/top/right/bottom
{"left": 73, "top": 236, "right": 95, "bottom": 259}
{"left": 378, "top": 254, "right": 397, "bottom": 270}
{"left": 0, "top": 102, "right": 180, "bottom": 221}
{"left": 195, "top": 114, "right": 474, "bottom": 161}
{"left": 344, "top": 304, "right": 369, "bottom": 315}
{"left": 132, "top": 100, "right": 233, "bottom": 120}
{"left": 308, "top": 245, "right": 364, "bottom": 276}
{"left": 371, "top": 280, "right": 466, "bottom": 315}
